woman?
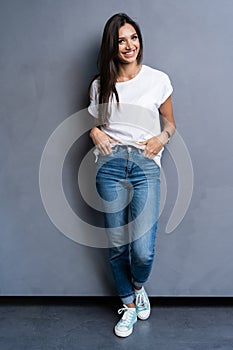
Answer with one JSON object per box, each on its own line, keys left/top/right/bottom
{"left": 88, "top": 13, "right": 176, "bottom": 337}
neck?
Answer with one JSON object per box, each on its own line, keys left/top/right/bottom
{"left": 117, "top": 62, "right": 142, "bottom": 82}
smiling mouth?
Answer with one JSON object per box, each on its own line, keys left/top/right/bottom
{"left": 123, "top": 49, "right": 137, "bottom": 56}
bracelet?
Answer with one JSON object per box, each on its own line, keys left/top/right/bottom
{"left": 164, "top": 130, "right": 171, "bottom": 144}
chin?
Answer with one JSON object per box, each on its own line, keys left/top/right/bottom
{"left": 118, "top": 55, "right": 138, "bottom": 64}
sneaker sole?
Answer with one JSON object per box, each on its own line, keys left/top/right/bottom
{"left": 137, "top": 311, "right": 150, "bottom": 320}
{"left": 114, "top": 320, "right": 137, "bottom": 337}
{"left": 137, "top": 310, "right": 151, "bottom": 320}
{"left": 114, "top": 327, "right": 133, "bottom": 337}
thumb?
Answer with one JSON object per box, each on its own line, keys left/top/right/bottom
{"left": 136, "top": 140, "right": 147, "bottom": 145}
{"left": 108, "top": 137, "right": 118, "bottom": 143}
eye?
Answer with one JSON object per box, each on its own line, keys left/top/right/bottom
{"left": 132, "top": 35, "right": 138, "bottom": 40}
{"left": 118, "top": 39, "right": 125, "bottom": 44}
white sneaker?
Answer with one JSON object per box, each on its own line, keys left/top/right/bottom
{"left": 114, "top": 304, "right": 137, "bottom": 337}
{"left": 135, "top": 286, "right": 151, "bottom": 320}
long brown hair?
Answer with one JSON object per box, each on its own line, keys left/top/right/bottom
{"left": 89, "top": 13, "right": 143, "bottom": 125}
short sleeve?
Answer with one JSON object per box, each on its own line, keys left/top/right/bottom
{"left": 158, "top": 73, "right": 173, "bottom": 107}
{"left": 88, "top": 79, "right": 99, "bottom": 118}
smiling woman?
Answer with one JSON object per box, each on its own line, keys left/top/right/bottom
{"left": 88, "top": 13, "right": 176, "bottom": 338}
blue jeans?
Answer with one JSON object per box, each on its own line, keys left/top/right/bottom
{"left": 95, "top": 145, "right": 160, "bottom": 304}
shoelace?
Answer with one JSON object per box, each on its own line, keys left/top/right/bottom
{"left": 135, "top": 292, "right": 147, "bottom": 308}
{"left": 117, "top": 305, "right": 135, "bottom": 325}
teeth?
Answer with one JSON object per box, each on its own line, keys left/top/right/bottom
{"left": 125, "top": 51, "right": 135, "bottom": 55}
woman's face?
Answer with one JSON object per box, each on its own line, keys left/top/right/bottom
{"left": 117, "top": 23, "right": 140, "bottom": 64}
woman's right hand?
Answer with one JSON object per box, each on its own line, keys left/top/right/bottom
{"left": 89, "top": 127, "right": 117, "bottom": 155}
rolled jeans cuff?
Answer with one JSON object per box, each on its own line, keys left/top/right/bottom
{"left": 121, "top": 293, "right": 135, "bottom": 305}
{"left": 132, "top": 279, "right": 143, "bottom": 288}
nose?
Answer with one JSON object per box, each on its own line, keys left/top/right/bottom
{"left": 125, "top": 39, "right": 134, "bottom": 50}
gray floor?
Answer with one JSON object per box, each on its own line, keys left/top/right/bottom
{"left": 0, "top": 298, "right": 233, "bottom": 350}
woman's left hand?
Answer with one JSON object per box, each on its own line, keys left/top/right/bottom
{"left": 137, "top": 134, "right": 166, "bottom": 159}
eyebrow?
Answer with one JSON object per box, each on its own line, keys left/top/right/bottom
{"left": 118, "top": 32, "right": 137, "bottom": 39}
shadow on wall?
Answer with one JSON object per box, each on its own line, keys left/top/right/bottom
{"left": 78, "top": 39, "right": 100, "bottom": 110}
{"left": 61, "top": 40, "right": 117, "bottom": 295}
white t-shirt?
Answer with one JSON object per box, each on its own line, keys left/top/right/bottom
{"left": 88, "top": 64, "right": 173, "bottom": 167}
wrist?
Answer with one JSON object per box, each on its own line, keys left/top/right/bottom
{"left": 163, "top": 130, "right": 171, "bottom": 144}
{"left": 157, "top": 131, "right": 169, "bottom": 146}
{"left": 90, "top": 126, "right": 101, "bottom": 139}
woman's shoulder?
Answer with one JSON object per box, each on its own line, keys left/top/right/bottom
{"left": 89, "top": 75, "right": 100, "bottom": 96}
{"left": 142, "top": 64, "right": 171, "bottom": 81}
{"left": 90, "top": 75, "right": 100, "bottom": 87}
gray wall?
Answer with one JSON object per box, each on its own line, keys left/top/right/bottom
{"left": 1, "top": 0, "right": 233, "bottom": 296}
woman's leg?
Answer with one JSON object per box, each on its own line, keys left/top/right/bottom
{"left": 128, "top": 155, "right": 161, "bottom": 287}
{"left": 95, "top": 153, "right": 135, "bottom": 305}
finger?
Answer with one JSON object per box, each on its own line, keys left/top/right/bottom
{"left": 97, "top": 140, "right": 110, "bottom": 149}
{"left": 99, "top": 141, "right": 112, "bottom": 155}
{"left": 143, "top": 147, "right": 155, "bottom": 158}
{"left": 144, "top": 152, "right": 152, "bottom": 159}
{"left": 104, "top": 144, "right": 113, "bottom": 154}
{"left": 143, "top": 149, "right": 150, "bottom": 158}
{"left": 99, "top": 146, "right": 111, "bottom": 155}
{"left": 103, "top": 140, "right": 113, "bottom": 152}
{"left": 145, "top": 152, "right": 154, "bottom": 159}
{"left": 148, "top": 153, "right": 155, "bottom": 159}
{"left": 108, "top": 137, "right": 118, "bottom": 143}
{"left": 136, "top": 141, "right": 147, "bottom": 145}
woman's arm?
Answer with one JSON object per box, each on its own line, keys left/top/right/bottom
{"left": 137, "top": 96, "right": 176, "bottom": 158}
{"left": 158, "top": 96, "right": 176, "bottom": 143}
